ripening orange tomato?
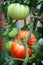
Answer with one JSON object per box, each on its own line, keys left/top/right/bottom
{"left": 17, "top": 31, "right": 37, "bottom": 46}
{"left": 17, "top": 31, "right": 29, "bottom": 40}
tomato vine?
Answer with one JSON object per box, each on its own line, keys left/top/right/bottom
{"left": 0, "top": 0, "right": 43, "bottom": 65}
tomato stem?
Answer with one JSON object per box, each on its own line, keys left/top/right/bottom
{"left": 24, "top": 19, "right": 26, "bottom": 26}
{"left": 16, "top": 20, "right": 21, "bottom": 32}
{"left": 22, "top": 33, "right": 31, "bottom": 65}
{"left": 3, "top": 55, "right": 35, "bottom": 65}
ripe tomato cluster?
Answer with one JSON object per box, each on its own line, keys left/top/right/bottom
{"left": 4, "top": 30, "right": 37, "bottom": 59}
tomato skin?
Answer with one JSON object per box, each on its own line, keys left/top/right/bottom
{"left": 8, "top": 3, "right": 29, "bottom": 20}
{"left": 17, "top": 31, "right": 37, "bottom": 46}
{"left": 4, "top": 40, "right": 13, "bottom": 52}
{"left": 28, "top": 34, "right": 37, "bottom": 46}
{"left": 11, "top": 39, "right": 32, "bottom": 59}
{"left": 9, "top": 28, "right": 18, "bottom": 38}
{"left": 11, "top": 40, "right": 26, "bottom": 58}
{"left": 17, "top": 31, "right": 29, "bottom": 40}
{"left": 28, "top": 48, "right": 32, "bottom": 56}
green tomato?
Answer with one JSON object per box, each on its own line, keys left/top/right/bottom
{"left": 4, "top": 40, "right": 13, "bottom": 52}
{"left": 3, "top": 31, "right": 8, "bottom": 36}
{"left": 9, "top": 28, "right": 18, "bottom": 38}
{"left": 2, "top": 25, "right": 10, "bottom": 37}
{"left": 13, "top": 3, "right": 21, "bottom": 19}
{"left": 2, "top": 29, "right": 9, "bottom": 36}
{"left": 8, "top": 3, "right": 29, "bottom": 20}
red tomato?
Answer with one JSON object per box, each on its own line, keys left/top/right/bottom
{"left": 11, "top": 39, "right": 32, "bottom": 59}
{"left": 28, "top": 34, "right": 37, "bottom": 46}
{"left": 17, "top": 30, "right": 37, "bottom": 46}
{"left": 28, "top": 48, "right": 32, "bottom": 56}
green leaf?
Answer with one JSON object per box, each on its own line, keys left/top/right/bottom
{"left": 7, "top": 60, "right": 18, "bottom": 65}
{"left": 26, "top": 0, "right": 30, "bottom": 5}
{"left": 0, "top": 52, "right": 4, "bottom": 64}
{"left": 32, "top": 38, "right": 43, "bottom": 59}
{"left": 37, "top": 38, "right": 43, "bottom": 47}
{"left": 32, "top": 31, "right": 40, "bottom": 40}
{"left": 1, "top": 25, "right": 10, "bottom": 37}
{"left": 1, "top": 51, "right": 19, "bottom": 65}
{"left": 37, "top": 0, "right": 43, "bottom": 4}
{"left": 0, "top": 2, "right": 2, "bottom": 8}
{"left": 17, "top": 0, "right": 24, "bottom": 3}
{"left": 22, "top": 25, "right": 29, "bottom": 30}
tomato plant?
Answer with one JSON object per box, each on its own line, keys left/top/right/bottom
{"left": 0, "top": 0, "right": 43, "bottom": 65}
